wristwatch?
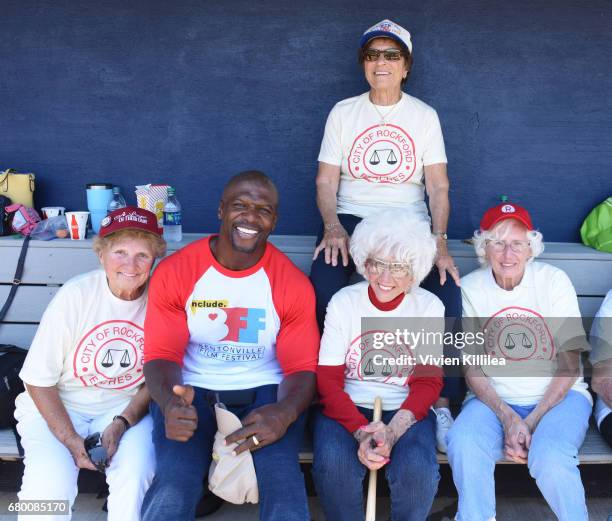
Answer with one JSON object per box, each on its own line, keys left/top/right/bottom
{"left": 324, "top": 222, "right": 341, "bottom": 231}
{"left": 433, "top": 232, "right": 448, "bottom": 240}
{"left": 113, "top": 415, "right": 131, "bottom": 431}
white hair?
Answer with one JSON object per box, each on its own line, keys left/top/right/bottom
{"left": 350, "top": 209, "right": 437, "bottom": 287}
{"left": 473, "top": 219, "right": 544, "bottom": 265}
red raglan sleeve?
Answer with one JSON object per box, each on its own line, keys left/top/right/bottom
{"left": 144, "top": 256, "right": 191, "bottom": 366}
{"left": 270, "top": 255, "right": 319, "bottom": 376}
{"left": 400, "top": 364, "right": 443, "bottom": 420}
{"left": 318, "top": 365, "right": 369, "bottom": 433}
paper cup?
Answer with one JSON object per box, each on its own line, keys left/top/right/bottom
{"left": 41, "top": 206, "right": 66, "bottom": 219}
{"left": 66, "top": 211, "right": 90, "bottom": 240}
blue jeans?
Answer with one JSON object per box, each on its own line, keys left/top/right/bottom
{"left": 309, "top": 213, "right": 464, "bottom": 400}
{"left": 141, "top": 384, "right": 309, "bottom": 521}
{"left": 312, "top": 407, "right": 439, "bottom": 521}
{"left": 447, "top": 390, "right": 591, "bottom": 521}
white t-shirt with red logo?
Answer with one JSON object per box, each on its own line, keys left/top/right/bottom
{"left": 16, "top": 270, "right": 147, "bottom": 417}
{"left": 591, "top": 289, "right": 612, "bottom": 427}
{"left": 144, "top": 237, "right": 319, "bottom": 391}
{"left": 461, "top": 262, "right": 591, "bottom": 406}
{"left": 318, "top": 281, "right": 444, "bottom": 410}
{"left": 318, "top": 92, "right": 447, "bottom": 220}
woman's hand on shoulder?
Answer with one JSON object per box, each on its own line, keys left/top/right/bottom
{"left": 64, "top": 433, "right": 97, "bottom": 471}
{"left": 313, "top": 223, "right": 350, "bottom": 267}
{"left": 435, "top": 253, "right": 461, "bottom": 287}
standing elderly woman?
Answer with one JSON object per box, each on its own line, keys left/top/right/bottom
{"left": 313, "top": 209, "right": 444, "bottom": 521}
{"left": 447, "top": 202, "right": 592, "bottom": 521}
{"left": 15, "top": 207, "right": 166, "bottom": 521}
{"left": 310, "top": 19, "right": 461, "bottom": 446}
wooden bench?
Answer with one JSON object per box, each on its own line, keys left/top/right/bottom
{"left": 1, "top": 234, "right": 612, "bottom": 464}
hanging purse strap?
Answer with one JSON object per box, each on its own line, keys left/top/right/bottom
{"left": 0, "top": 235, "right": 31, "bottom": 323}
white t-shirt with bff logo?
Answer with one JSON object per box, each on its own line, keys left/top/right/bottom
{"left": 461, "top": 262, "right": 591, "bottom": 406}
{"left": 318, "top": 92, "right": 447, "bottom": 220}
{"left": 16, "top": 270, "right": 147, "bottom": 418}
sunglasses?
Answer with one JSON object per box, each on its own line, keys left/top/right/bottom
{"left": 362, "top": 48, "right": 405, "bottom": 62}
{"left": 84, "top": 432, "right": 109, "bottom": 473}
{"left": 366, "top": 258, "right": 413, "bottom": 278}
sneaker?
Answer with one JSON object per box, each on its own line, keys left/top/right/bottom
{"left": 434, "top": 407, "right": 454, "bottom": 453}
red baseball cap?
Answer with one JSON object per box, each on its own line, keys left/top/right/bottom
{"left": 99, "top": 206, "right": 162, "bottom": 238}
{"left": 480, "top": 202, "right": 534, "bottom": 231}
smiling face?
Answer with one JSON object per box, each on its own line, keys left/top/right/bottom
{"left": 365, "top": 255, "right": 414, "bottom": 302}
{"left": 486, "top": 219, "right": 532, "bottom": 290}
{"left": 363, "top": 37, "right": 409, "bottom": 92}
{"left": 217, "top": 179, "right": 278, "bottom": 258}
{"left": 98, "top": 235, "right": 156, "bottom": 300}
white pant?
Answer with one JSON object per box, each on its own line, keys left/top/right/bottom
{"left": 16, "top": 404, "right": 155, "bottom": 521}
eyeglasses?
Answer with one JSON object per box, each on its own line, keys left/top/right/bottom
{"left": 362, "top": 48, "right": 405, "bottom": 62}
{"left": 486, "top": 239, "right": 531, "bottom": 253}
{"left": 366, "top": 258, "right": 413, "bottom": 278}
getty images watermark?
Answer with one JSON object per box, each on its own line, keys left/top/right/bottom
{"left": 354, "top": 316, "right": 605, "bottom": 380}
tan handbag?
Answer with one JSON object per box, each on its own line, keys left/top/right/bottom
{"left": 0, "top": 169, "right": 35, "bottom": 208}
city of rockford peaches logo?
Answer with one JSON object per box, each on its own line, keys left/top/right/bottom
{"left": 73, "top": 320, "right": 144, "bottom": 389}
{"left": 482, "top": 307, "right": 554, "bottom": 362}
{"left": 348, "top": 124, "right": 416, "bottom": 183}
{"left": 345, "top": 330, "right": 415, "bottom": 385}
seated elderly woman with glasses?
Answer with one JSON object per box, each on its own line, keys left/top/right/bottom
{"left": 312, "top": 209, "right": 444, "bottom": 521}
{"left": 447, "top": 202, "right": 592, "bottom": 521}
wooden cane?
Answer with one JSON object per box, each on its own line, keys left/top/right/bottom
{"left": 365, "top": 396, "right": 382, "bottom": 521}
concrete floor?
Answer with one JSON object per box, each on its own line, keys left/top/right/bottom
{"left": 0, "top": 491, "right": 611, "bottom": 521}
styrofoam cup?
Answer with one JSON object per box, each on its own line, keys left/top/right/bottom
{"left": 41, "top": 206, "right": 66, "bottom": 219}
{"left": 66, "top": 211, "right": 90, "bottom": 240}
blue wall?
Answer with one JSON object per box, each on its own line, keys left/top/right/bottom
{"left": 1, "top": 0, "right": 610, "bottom": 240}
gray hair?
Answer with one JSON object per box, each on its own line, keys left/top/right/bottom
{"left": 473, "top": 219, "right": 544, "bottom": 266}
{"left": 350, "top": 209, "right": 437, "bottom": 287}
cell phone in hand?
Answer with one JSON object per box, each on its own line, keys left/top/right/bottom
{"left": 84, "top": 432, "right": 109, "bottom": 473}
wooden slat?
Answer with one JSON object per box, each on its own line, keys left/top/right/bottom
{"left": 297, "top": 425, "right": 612, "bottom": 465}
{"left": 0, "top": 285, "right": 60, "bottom": 322}
{"left": 0, "top": 324, "right": 38, "bottom": 347}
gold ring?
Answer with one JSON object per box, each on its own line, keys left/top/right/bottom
{"left": 252, "top": 435, "right": 260, "bottom": 446}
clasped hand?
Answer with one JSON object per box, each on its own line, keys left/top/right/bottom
{"left": 355, "top": 421, "right": 396, "bottom": 471}
{"left": 503, "top": 417, "right": 531, "bottom": 464}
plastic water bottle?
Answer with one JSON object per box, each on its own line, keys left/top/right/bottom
{"left": 163, "top": 186, "right": 182, "bottom": 242}
{"left": 107, "top": 187, "right": 127, "bottom": 212}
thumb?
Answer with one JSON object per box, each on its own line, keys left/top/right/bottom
{"left": 173, "top": 384, "right": 195, "bottom": 405}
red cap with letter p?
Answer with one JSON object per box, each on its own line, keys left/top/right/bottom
{"left": 480, "top": 201, "right": 534, "bottom": 231}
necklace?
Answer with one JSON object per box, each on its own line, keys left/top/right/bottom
{"left": 371, "top": 93, "right": 402, "bottom": 126}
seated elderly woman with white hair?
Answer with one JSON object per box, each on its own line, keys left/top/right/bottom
{"left": 447, "top": 202, "right": 592, "bottom": 521}
{"left": 312, "top": 209, "right": 444, "bottom": 521}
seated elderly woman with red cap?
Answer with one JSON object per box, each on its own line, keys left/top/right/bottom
{"left": 15, "top": 207, "right": 166, "bottom": 521}
{"left": 312, "top": 209, "right": 444, "bottom": 521}
{"left": 447, "top": 202, "right": 592, "bottom": 521}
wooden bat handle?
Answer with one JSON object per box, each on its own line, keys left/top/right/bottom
{"left": 365, "top": 396, "right": 383, "bottom": 521}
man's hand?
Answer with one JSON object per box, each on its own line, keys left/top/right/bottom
{"left": 225, "top": 403, "right": 293, "bottom": 454}
{"left": 163, "top": 384, "right": 198, "bottom": 442}
{"left": 64, "top": 433, "right": 97, "bottom": 471}
{"left": 101, "top": 419, "right": 128, "bottom": 461}
{"left": 312, "top": 224, "right": 350, "bottom": 267}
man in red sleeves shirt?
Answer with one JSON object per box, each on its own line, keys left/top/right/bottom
{"left": 141, "top": 171, "right": 319, "bottom": 521}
